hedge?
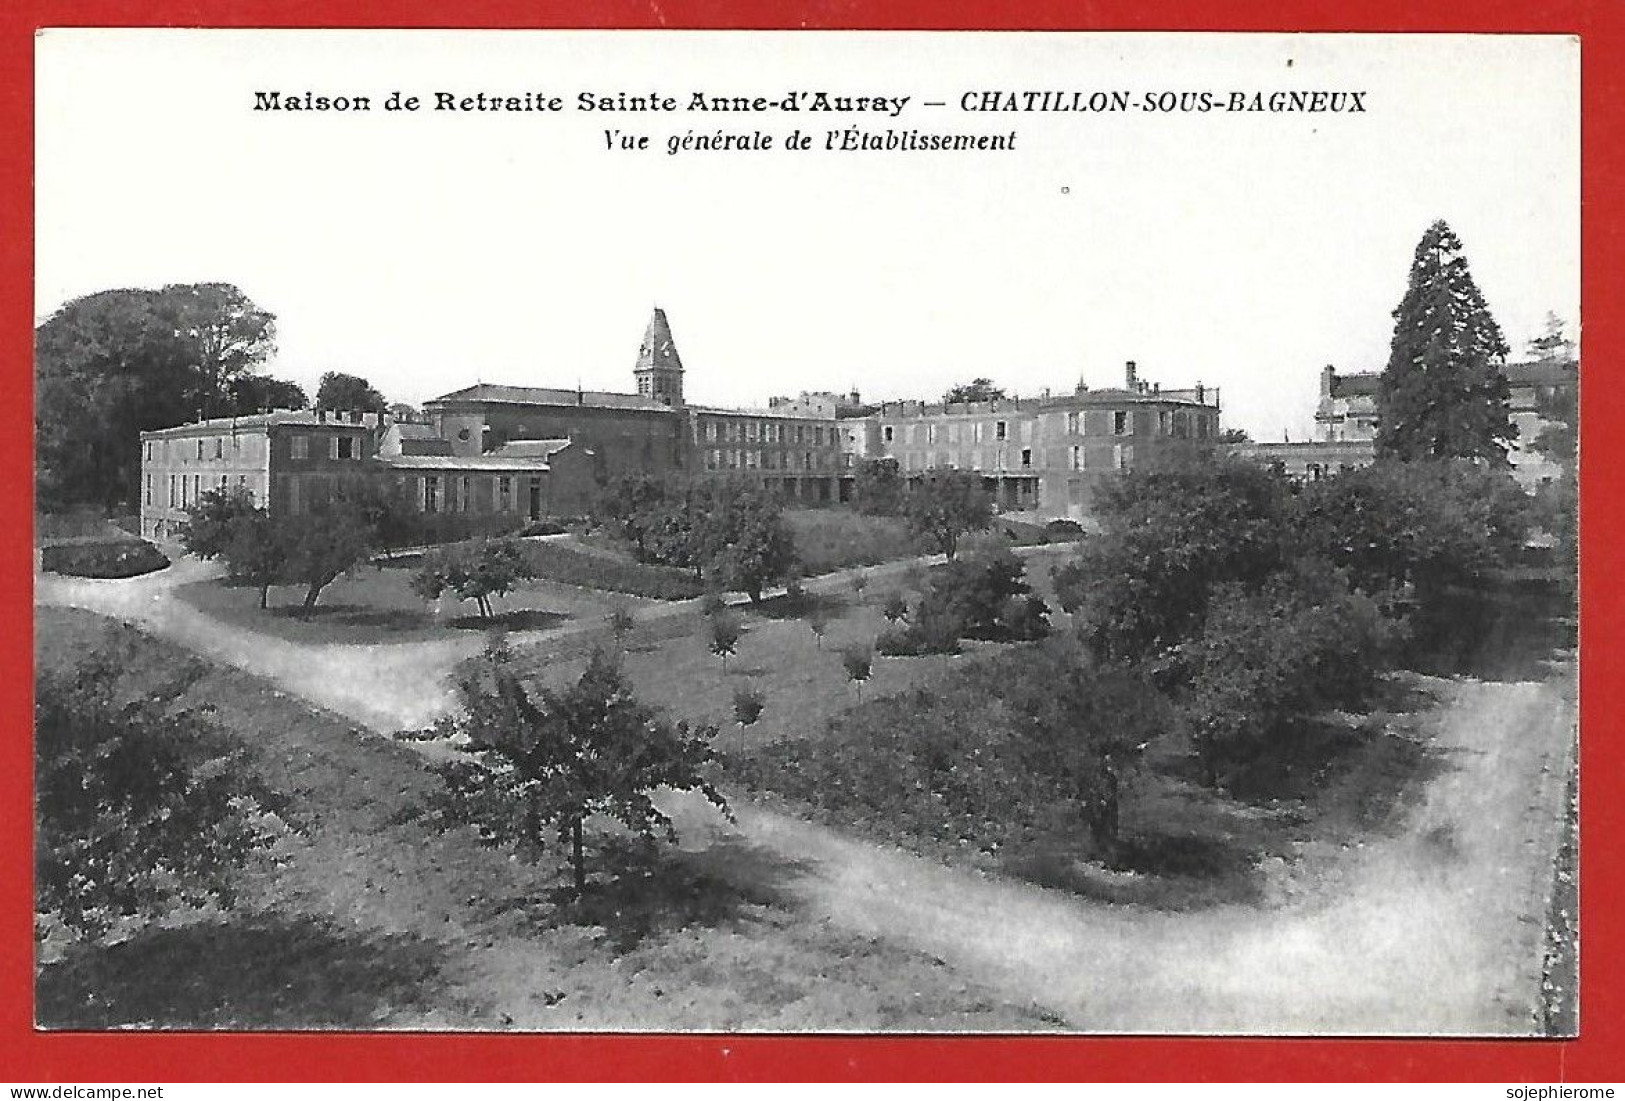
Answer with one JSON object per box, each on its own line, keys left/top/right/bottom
{"left": 42, "top": 539, "right": 170, "bottom": 579}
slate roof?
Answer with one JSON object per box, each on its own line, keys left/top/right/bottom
{"left": 426, "top": 384, "right": 673, "bottom": 413}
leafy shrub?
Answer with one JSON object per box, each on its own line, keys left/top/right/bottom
{"left": 519, "top": 519, "right": 567, "bottom": 537}
{"left": 732, "top": 686, "right": 765, "bottom": 727}
{"left": 35, "top": 635, "right": 284, "bottom": 937}
{"left": 410, "top": 537, "right": 535, "bottom": 619}
{"left": 1044, "top": 518, "right": 1085, "bottom": 539}
{"left": 41, "top": 538, "right": 169, "bottom": 579}
{"left": 519, "top": 540, "right": 703, "bottom": 600}
{"left": 730, "top": 641, "right": 1169, "bottom": 861}
{"left": 785, "top": 510, "right": 919, "bottom": 576}
{"left": 881, "top": 544, "right": 1047, "bottom": 653}
{"left": 1178, "top": 564, "right": 1402, "bottom": 785}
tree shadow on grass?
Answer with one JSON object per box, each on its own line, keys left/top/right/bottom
{"left": 750, "top": 592, "right": 848, "bottom": 622}
{"left": 37, "top": 912, "right": 445, "bottom": 1030}
{"left": 1405, "top": 588, "right": 1577, "bottom": 684}
{"left": 271, "top": 604, "right": 431, "bottom": 631}
{"left": 445, "top": 610, "right": 570, "bottom": 632}
{"left": 492, "top": 834, "right": 813, "bottom": 955}
{"left": 1002, "top": 828, "right": 1268, "bottom": 910}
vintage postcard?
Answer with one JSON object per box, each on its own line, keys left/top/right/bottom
{"left": 30, "top": 28, "right": 1578, "bottom": 1041}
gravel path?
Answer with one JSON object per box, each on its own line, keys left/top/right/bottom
{"left": 34, "top": 558, "right": 1575, "bottom": 1033}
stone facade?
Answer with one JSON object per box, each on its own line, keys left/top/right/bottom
{"left": 140, "top": 308, "right": 1226, "bottom": 532}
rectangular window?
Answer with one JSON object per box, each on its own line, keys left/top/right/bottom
{"left": 291, "top": 434, "right": 309, "bottom": 460}
{"left": 460, "top": 476, "right": 471, "bottom": 511}
{"left": 706, "top": 421, "right": 718, "bottom": 441}
{"left": 338, "top": 436, "right": 356, "bottom": 460}
{"left": 995, "top": 420, "right": 1007, "bottom": 441}
{"left": 1070, "top": 445, "right": 1084, "bottom": 471}
{"left": 213, "top": 437, "right": 223, "bottom": 459}
{"left": 168, "top": 475, "right": 176, "bottom": 507}
{"left": 747, "top": 421, "right": 759, "bottom": 442}
{"left": 498, "top": 476, "right": 512, "bottom": 510}
{"left": 1159, "top": 410, "right": 1171, "bottom": 436}
{"left": 1021, "top": 448, "right": 1032, "bottom": 468}
{"left": 971, "top": 450, "right": 983, "bottom": 471}
{"left": 1113, "top": 411, "right": 1129, "bottom": 435}
{"left": 328, "top": 436, "right": 340, "bottom": 460}
{"left": 196, "top": 439, "right": 205, "bottom": 460}
{"left": 424, "top": 475, "right": 440, "bottom": 513}
{"left": 144, "top": 474, "right": 152, "bottom": 506}
{"left": 882, "top": 425, "right": 894, "bottom": 444}
{"left": 145, "top": 441, "right": 153, "bottom": 461}
{"left": 1114, "top": 443, "right": 1132, "bottom": 470}
{"left": 1066, "top": 412, "right": 1080, "bottom": 435}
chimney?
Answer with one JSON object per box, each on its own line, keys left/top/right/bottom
{"left": 1320, "top": 364, "right": 1336, "bottom": 398}
{"left": 1125, "top": 360, "right": 1138, "bottom": 390}
{"left": 317, "top": 409, "right": 327, "bottom": 423}
{"left": 1195, "top": 382, "right": 1206, "bottom": 404}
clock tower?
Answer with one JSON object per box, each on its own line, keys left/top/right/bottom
{"left": 633, "top": 307, "right": 685, "bottom": 408}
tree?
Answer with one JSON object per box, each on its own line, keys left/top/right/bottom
{"left": 881, "top": 590, "right": 908, "bottom": 624}
{"left": 840, "top": 643, "right": 874, "bottom": 699}
{"left": 314, "top": 371, "right": 389, "bottom": 413}
{"left": 282, "top": 505, "right": 375, "bottom": 611}
{"left": 942, "top": 378, "right": 1006, "bottom": 405}
{"left": 806, "top": 605, "right": 829, "bottom": 649}
{"left": 606, "top": 605, "right": 636, "bottom": 648}
{"left": 35, "top": 284, "right": 276, "bottom": 510}
{"left": 228, "top": 374, "right": 309, "bottom": 413}
{"left": 732, "top": 685, "right": 765, "bottom": 727}
{"left": 902, "top": 469, "right": 994, "bottom": 558}
{"left": 1180, "top": 567, "right": 1396, "bottom": 786}
{"left": 35, "top": 634, "right": 283, "bottom": 937}
{"left": 1053, "top": 456, "right": 1291, "bottom": 666}
{"left": 708, "top": 614, "right": 741, "bottom": 670}
{"left": 433, "top": 639, "right": 729, "bottom": 893}
{"left": 853, "top": 457, "right": 906, "bottom": 516}
{"left": 1376, "top": 221, "right": 1515, "bottom": 463}
{"left": 410, "top": 538, "right": 535, "bottom": 620}
{"left": 1527, "top": 311, "right": 1576, "bottom": 362}
{"left": 703, "top": 484, "right": 797, "bottom": 602}
{"left": 223, "top": 510, "right": 288, "bottom": 610}
{"left": 594, "top": 473, "right": 670, "bottom": 560}
{"left": 1291, "top": 459, "right": 1530, "bottom": 602}
{"left": 167, "top": 283, "right": 278, "bottom": 420}
{"left": 850, "top": 571, "right": 869, "bottom": 600}
{"left": 178, "top": 486, "right": 259, "bottom": 560}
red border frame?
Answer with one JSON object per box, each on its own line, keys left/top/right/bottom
{"left": 3, "top": 0, "right": 1620, "bottom": 1083}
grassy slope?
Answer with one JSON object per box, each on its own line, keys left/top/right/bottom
{"left": 35, "top": 606, "right": 1059, "bottom": 1031}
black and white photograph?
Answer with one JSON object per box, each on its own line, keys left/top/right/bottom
{"left": 31, "top": 29, "right": 1579, "bottom": 1035}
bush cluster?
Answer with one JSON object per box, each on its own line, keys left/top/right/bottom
{"left": 787, "top": 510, "right": 919, "bottom": 577}
{"left": 876, "top": 544, "right": 1048, "bottom": 655}
{"left": 1052, "top": 452, "right": 1534, "bottom": 781}
{"left": 730, "top": 641, "right": 1168, "bottom": 859}
{"left": 41, "top": 538, "right": 169, "bottom": 579}
{"left": 519, "top": 540, "right": 703, "bottom": 600}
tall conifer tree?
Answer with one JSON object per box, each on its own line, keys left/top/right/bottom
{"left": 1376, "top": 221, "right": 1515, "bottom": 463}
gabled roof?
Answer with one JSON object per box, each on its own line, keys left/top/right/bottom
{"left": 1329, "top": 372, "right": 1381, "bottom": 398}
{"left": 426, "top": 384, "right": 673, "bottom": 413}
{"left": 488, "top": 438, "right": 573, "bottom": 458}
{"left": 1504, "top": 358, "right": 1578, "bottom": 387}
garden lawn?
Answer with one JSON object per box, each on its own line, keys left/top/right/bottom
{"left": 783, "top": 509, "right": 921, "bottom": 576}
{"left": 34, "top": 606, "right": 1060, "bottom": 1031}
{"left": 173, "top": 558, "right": 664, "bottom": 646}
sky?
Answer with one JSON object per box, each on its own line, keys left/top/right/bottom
{"left": 35, "top": 30, "right": 1578, "bottom": 441}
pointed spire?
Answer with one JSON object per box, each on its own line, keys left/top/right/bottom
{"left": 636, "top": 306, "right": 684, "bottom": 373}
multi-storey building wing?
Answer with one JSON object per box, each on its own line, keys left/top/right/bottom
{"left": 138, "top": 307, "right": 1227, "bottom": 533}
{"left": 1245, "top": 356, "right": 1578, "bottom": 485}
{"left": 855, "top": 361, "right": 1222, "bottom": 518}
{"left": 139, "top": 410, "right": 377, "bottom": 540}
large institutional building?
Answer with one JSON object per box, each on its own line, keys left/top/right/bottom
{"left": 140, "top": 307, "right": 1227, "bottom": 539}
{"left": 1242, "top": 357, "right": 1578, "bottom": 486}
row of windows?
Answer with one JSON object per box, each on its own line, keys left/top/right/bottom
{"left": 145, "top": 435, "right": 266, "bottom": 463}
{"left": 893, "top": 443, "right": 1133, "bottom": 473}
{"left": 879, "top": 409, "right": 1213, "bottom": 446}
{"left": 288, "top": 434, "right": 362, "bottom": 461}
{"left": 702, "top": 419, "right": 834, "bottom": 446}
{"left": 157, "top": 472, "right": 257, "bottom": 509}
{"left": 703, "top": 448, "right": 834, "bottom": 472}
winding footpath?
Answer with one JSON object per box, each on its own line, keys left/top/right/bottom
{"left": 35, "top": 559, "right": 1576, "bottom": 1033}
